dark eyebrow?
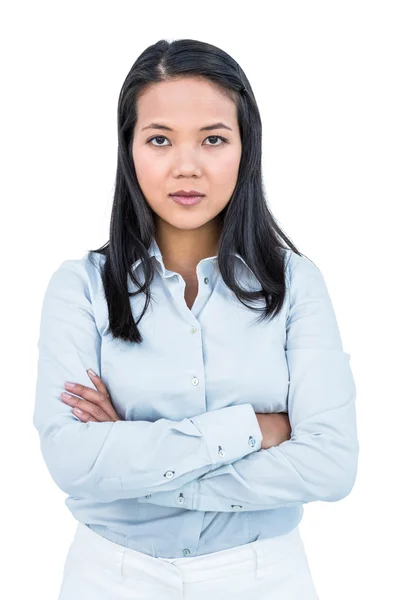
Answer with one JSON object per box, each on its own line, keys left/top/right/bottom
{"left": 141, "top": 122, "right": 233, "bottom": 132}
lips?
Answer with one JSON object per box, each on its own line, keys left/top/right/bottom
{"left": 169, "top": 190, "right": 205, "bottom": 197}
{"left": 170, "top": 194, "right": 205, "bottom": 206}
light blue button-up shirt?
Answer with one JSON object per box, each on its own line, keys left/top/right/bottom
{"left": 33, "top": 238, "right": 359, "bottom": 558}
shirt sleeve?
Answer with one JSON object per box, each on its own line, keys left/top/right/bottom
{"left": 32, "top": 258, "right": 263, "bottom": 503}
{"left": 137, "top": 253, "right": 359, "bottom": 512}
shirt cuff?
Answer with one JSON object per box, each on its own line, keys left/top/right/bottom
{"left": 190, "top": 403, "right": 263, "bottom": 467}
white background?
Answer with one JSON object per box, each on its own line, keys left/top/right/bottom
{"left": 1, "top": 1, "right": 398, "bottom": 598}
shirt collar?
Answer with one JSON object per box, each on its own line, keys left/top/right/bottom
{"left": 144, "top": 236, "right": 251, "bottom": 274}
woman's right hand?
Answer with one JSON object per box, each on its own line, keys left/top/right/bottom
{"left": 255, "top": 412, "right": 292, "bottom": 449}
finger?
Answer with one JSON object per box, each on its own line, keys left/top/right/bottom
{"left": 72, "top": 406, "right": 99, "bottom": 422}
{"left": 64, "top": 379, "right": 117, "bottom": 420}
{"left": 62, "top": 392, "right": 111, "bottom": 421}
{"left": 65, "top": 381, "right": 104, "bottom": 404}
{"left": 86, "top": 369, "right": 110, "bottom": 400}
{"left": 86, "top": 370, "right": 121, "bottom": 421}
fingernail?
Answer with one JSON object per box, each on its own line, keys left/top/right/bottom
{"left": 74, "top": 408, "right": 83, "bottom": 414}
{"left": 65, "top": 381, "right": 76, "bottom": 388}
{"left": 88, "top": 369, "right": 97, "bottom": 377}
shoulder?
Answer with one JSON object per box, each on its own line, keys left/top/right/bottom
{"left": 281, "top": 248, "right": 324, "bottom": 287}
{"left": 45, "top": 251, "right": 106, "bottom": 300}
{"left": 279, "top": 248, "right": 331, "bottom": 310}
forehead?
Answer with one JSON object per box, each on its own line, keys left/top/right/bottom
{"left": 136, "top": 78, "right": 237, "bottom": 127}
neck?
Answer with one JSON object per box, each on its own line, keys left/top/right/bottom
{"left": 155, "top": 219, "right": 222, "bottom": 275}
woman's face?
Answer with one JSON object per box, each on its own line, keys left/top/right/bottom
{"left": 132, "top": 77, "right": 242, "bottom": 233}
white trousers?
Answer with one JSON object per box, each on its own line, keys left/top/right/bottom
{"left": 58, "top": 521, "right": 320, "bottom": 599}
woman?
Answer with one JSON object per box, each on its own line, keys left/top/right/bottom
{"left": 33, "top": 38, "right": 359, "bottom": 599}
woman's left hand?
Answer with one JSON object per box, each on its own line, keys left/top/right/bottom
{"left": 61, "top": 369, "right": 122, "bottom": 422}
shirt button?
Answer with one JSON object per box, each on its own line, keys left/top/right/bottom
{"left": 218, "top": 445, "right": 226, "bottom": 457}
{"left": 177, "top": 494, "right": 185, "bottom": 504}
{"left": 231, "top": 505, "right": 243, "bottom": 510}
{"left": 248, "top": 436, "right": 256, "bottom": 447}
{"left": 164, "top": 470, "right": 175, "bottom": 479}
{"left": 183, "top": 549, "right": 191, "bottom": 556}
{"left": 191, "top": 326, "right": 197, "bottom": 333}
{"left": 204, "top": 277, "right": 209, "bottom": 284}
{"left": 192, "top": 377, "right": 199, "bottom": 386}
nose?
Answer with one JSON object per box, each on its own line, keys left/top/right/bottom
{"left": 172, "top": 159, "right": 202, "bottom": 178}
{"left": 170, "top": 143, "right": 204, "bottom": 176}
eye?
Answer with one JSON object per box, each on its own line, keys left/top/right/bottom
{"left": 147, "top": 136, "right": 170, "bottom": 147}
{"left": 146, "top": 135, "right": 228, "bottom": 147}
{"left": 204, "top": 135, "right": 227, "bottom": 146}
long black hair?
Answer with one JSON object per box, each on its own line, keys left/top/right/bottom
{"left": 89, "top": 38, "right": 302, "bottom": 343}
